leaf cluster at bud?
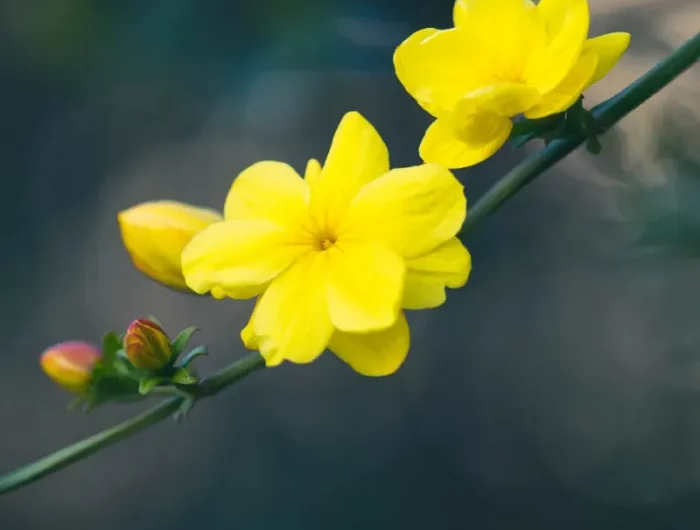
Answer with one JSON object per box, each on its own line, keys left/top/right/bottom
{"left": 509, "top": 96, "right": 604, "bottom": 155}
{"left": 124, "top": 319, "right": 207, "bottom": 396}
{"left": 61, "top": 318, "right": 207, "bottom": 414}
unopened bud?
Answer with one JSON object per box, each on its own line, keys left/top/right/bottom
{"left": 124, "top": 318, "right": 172, "bottom": 370}
{"left": 118, "top": 201, "right": 222, "bottom": 291}
{"left": 40, "top": 341, "right": 101, "bottom": 393}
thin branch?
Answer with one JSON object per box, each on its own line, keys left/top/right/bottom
{"left": 0, "top": 353, "right": 265, "bottom": 495}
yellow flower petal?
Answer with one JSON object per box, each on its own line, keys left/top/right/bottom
{"left": 328, "top": 312, "right": 410, "bottom": 377}
{"left": 452, "top": 0, "right": 546, "bottom": 82}
{"left": 241, "top": 298, "right": 261, "bottom": 351}
{"left": 452, "top": 0, "right": 470, "bottom": 27}
{"left": 454, "top": 0, "right": 536, "bottom": 28}
{"left": 326, "top": 243, "right": 405, "bottom": 333}
{"left": 211, "top": 287, "right": 227, "bottom": 300}
{"left": 223, "top": 161, "right": 311, "bottom": 231}
{"left": 394, "top": 28, "right": 455, "bottom": 117}
{"left": 253, "top": 251, "right": 333, "bottom": 366}
{"left": 435, "top": 85, "right": 537, "bottom": 164}
{"left": 304, "top": 158, "right": 322, "bottom": 190}
{"left": 419, "top": 115, "right": 512, "bottom": 169}
{"left": 118, "top": 200, "right": 222, "bottom": 291}
{"left": 341, "top": 164, "right": 466, "bottom": 257}
{"left": 456, "top": 83, "right": 542, "bottom": 117}
{"left": 452, "top": 0, "right": 471, "bottom": 27}
{"left": 182, "top": 219, "right": 312, "bottom": 298}
{"left": 526, "top": 0, "right": 589, "bottom": 93}
{"left": 583, "top": 32, "right": 631, "bottom": 87}
{"left": 394, "top": 27, "right": 444, "bottom": 117}
{"left": 211, "top": 285, "right": 264, "bottom": 300}
{"left": 525, "top": 50, "right": 598, "bottom": 119}
{"left": 310, "top": 112, "right": 389, "bottom": 233}
{"left": 403, "top": 238, "right": 472, "bottom": 310}
{"left": 393, "top": 28, "right": 495, "bottom": 117}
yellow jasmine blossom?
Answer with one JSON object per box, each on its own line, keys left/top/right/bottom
{"left": 394, "top": 0, "right": 631, "bottom": 169}
{"left": 182, "top": 112, "right": 471, "bottom": 376}
{"left": 118, "top": 201, "right": 222, "bottom": 291}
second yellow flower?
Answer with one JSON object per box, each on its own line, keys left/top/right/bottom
{"left": 394, "top": 0, "right": 631, "bottom": 168}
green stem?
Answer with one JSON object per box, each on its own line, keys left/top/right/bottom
{"left": 1, "top": 32, "right": 698, "bottom": 498}
{"left": 461, "top": 32, "right": 700, "bottom": 234}
{"left": 0, "top": 399, "right": 182, "bottom": 495}
{"left": 0, "top": 352, "right": 265, "bottom": 495}
{"left": 197, "top": 351, "right": 266, "bottom": 396}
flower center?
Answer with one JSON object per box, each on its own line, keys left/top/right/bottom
{"left": 319, "top": 236, "right": 336, "bottom": 251}
{"left": 312, "top": 227, "right": 337, "bottom": 251}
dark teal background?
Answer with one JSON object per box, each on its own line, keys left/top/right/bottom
{"left": 1, "top": 1, "right": 700, "bottom": 528}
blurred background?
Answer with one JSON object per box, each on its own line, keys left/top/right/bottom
{"left": 0, "top": 0, "right": 699, "bottom": 528}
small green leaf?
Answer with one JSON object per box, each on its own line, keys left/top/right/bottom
{"left": 174, "top": 396, "right": 196, "bottom": 424}
{"left": 101, "top": 331, "right": 122, "bottom": 362}
{"left": 67, "top": 396, "right": 83, "bottom": 412}
{"left": 509, "top": 113, "right": 566, "bottom": 148}
{"left": 139, "top": 377, "right": 163, "bottom": 395}
{"left": 171, "top": 368, "right": 198, "bottom": 386}
{"left": 177, "top": 346, "right": 208, "bottom": 368}
{"left": 170, "top": 327, "right": 199, "bottom": 357}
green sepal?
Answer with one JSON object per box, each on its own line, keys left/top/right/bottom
{"left": 542, "top": 122, "right": 568, "bottom": 146}
{"left": 101, "top": 331, "right": 122, "bottom": 363}
{"left": 171, "top": 368, "right": 198, "bottom": 385}
{"left": 510, "top": 112, "right": 566, "bottom": 148}
{"left": 509, "top": 118, "right": 541, "bottom": 139}
{"left": 170, "top": 327, "right": 199, "bottom": 358}
{"left": 79, "top": 330, "right": 144, "bottom": 410}
{"left": 146, "top": 315, "right": 163, "bottom": 327}
{"left": 82, "top": 376, "right": 142, "bottom": 411}
{"left": 139, "top": 377, "right": 164, "bottom": 395}
{"left": 67, "top": 396, "right": 83, "bottom": 412}
{"left": 173, "top": 396, "right": 196, "bottom": 424}
{"left": 177, "top": 346, "right": 208, "bottom": 368}
{"left": 586, "top": 136, "right": 602, "bottom": 155}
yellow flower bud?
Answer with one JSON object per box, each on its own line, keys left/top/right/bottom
{"left": 118, "top": 201, "right": 223, "bottom": 291}
{"left": 40, "top": 341, "right": 101, "bottom": 393}
{"left": 124, "top": 318, "right": 173, "bottom": 370}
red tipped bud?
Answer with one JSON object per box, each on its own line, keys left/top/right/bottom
{"left": 124, "top": 319, "right": 172, "bottom": 370}
{"left": 40, "top": 341, "right": 101, "bottom": 393}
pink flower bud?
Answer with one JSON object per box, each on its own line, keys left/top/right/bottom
{"left": 40, "top": 341, "right": 101, "bottom": 394}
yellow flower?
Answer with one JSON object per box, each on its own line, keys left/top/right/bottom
{"left": 123, "top": 318, "right": 173, "bottom": 370}
{"left": 182, "top": 112, "right": 471, "bottom": 376}
{"left": 118, "top": 201, "right": 222, "bottom": 291}
{"left": 394, "top": 0, "right": 631, "bottom": 169}
{"left": 40, "top": 341, "right": 101, "bottom": 393}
